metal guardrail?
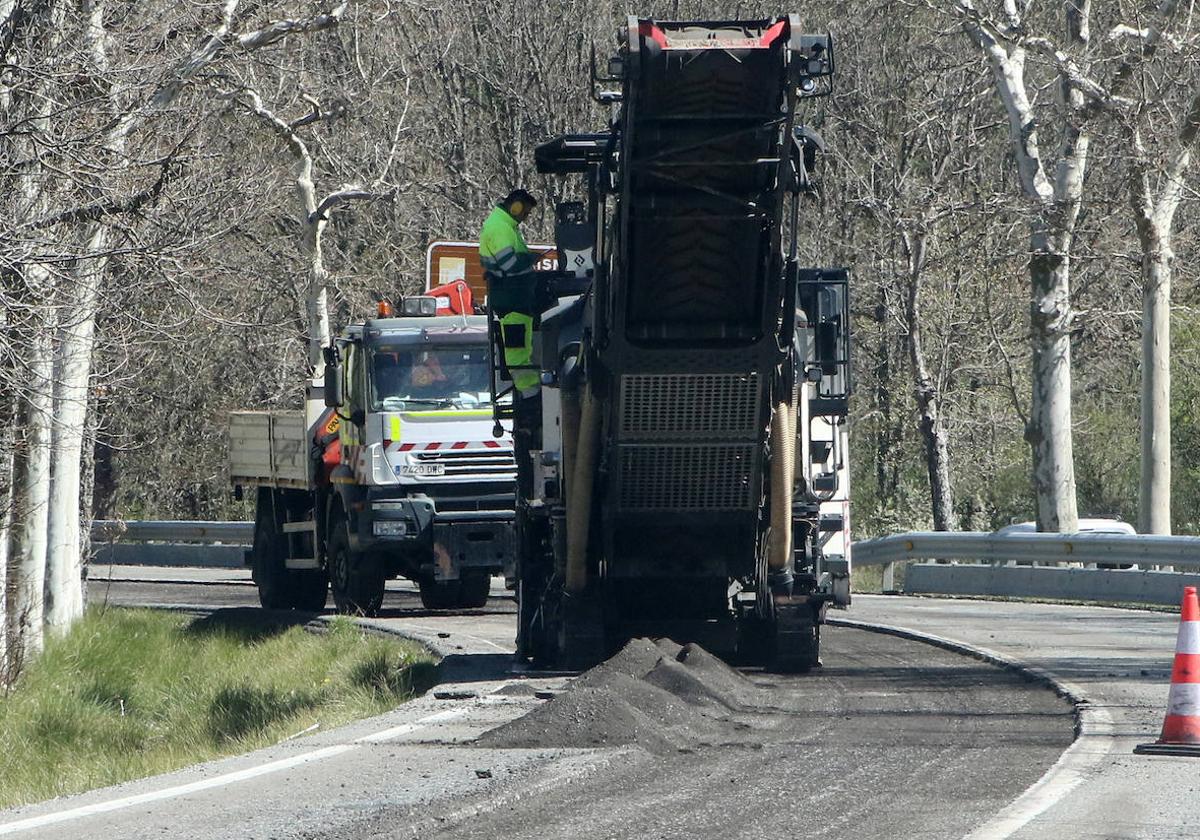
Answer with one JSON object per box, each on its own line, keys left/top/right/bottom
{"left": 91, "top": 520, "right": 253, "bottom": 542}
{"left": 851, "top": 531, "right": 1200, "bottom": 605}
{"left": 90, "top": 521, "right": 1200, "bottom": 604}
{"left": 90, "top": 520, "right": 252, "bottom": 568}
{"left": 852, "top": 531, "right": 1200, "bottom": 568}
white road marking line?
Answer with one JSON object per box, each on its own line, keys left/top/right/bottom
{"left": 0, "top": 696, "right": 499, "bottom": 836}
{"left": 355, "top": 707, "right": 471, "bottom": 743}
{"left": 0, "top": 744, "right": 355, "bottom": 836}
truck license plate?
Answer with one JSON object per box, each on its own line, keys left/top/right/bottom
{"left": 399, "top": 463, "right": 446, "bottom": 476}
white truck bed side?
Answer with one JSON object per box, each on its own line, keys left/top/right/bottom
{"left": 229, "top": 411, "right": 310, "bottom": 489}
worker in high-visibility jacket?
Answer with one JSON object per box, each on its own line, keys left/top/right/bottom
{"left": 480, "top": 189, "right": 540, "bottom": 397}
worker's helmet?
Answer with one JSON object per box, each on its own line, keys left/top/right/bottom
{"left": 502, "top": 189, "right": 537, "bottom": 217}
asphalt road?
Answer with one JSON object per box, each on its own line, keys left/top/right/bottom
{"left": 0, "top": 568, "right": 1089, "bottom": 840}
{"left": 846, "top": 597, "right": 1194, "bottom": 839}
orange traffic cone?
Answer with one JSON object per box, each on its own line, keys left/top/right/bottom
{"left": 1135, "top": 585, "right": 1200, "bottom": 756}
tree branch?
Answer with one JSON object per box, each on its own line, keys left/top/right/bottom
{"left": 25, "top": 154, "right": 178, "bottom": 230}
{"left": 1022, "top": 36, "right": 1130, "bottom": 109}
{"left": 147, "top": 1, "right": 346, "bottom": 111}
{"left": 1154, "top": 90, "right": 1200, "bottom": 229}
{"left": 235, "top": 3, "right": 347, "bottom": 51}
{"left": 310, "top": 185, "right": 397, "bottom": 223}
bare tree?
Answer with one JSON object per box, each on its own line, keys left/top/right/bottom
{"left": 228, "top": 88, "right": 395, "bottom": 376}
{"left": 948, "top": 0, "right": 1195, "bottom": 532}
{"left": 1130, "top": 90, "right": 1200, "bottom": 533}
{"left": 3, "top": 0, "right": 67, "bottom": 658}
{"left": 2, "top": 0, "right": 354, "bottom": 659}
{"left": 950, "top": 0, "right": 1096, "bottom": 532}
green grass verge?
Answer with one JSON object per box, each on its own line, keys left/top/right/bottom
{"left": 0, "top": 607, "right": 437, "bottom": 808}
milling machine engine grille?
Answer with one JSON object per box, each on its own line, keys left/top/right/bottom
{"left": 619, "top": 373, "right": 760, "bottom": 438}
{"left": 617, "top": 444, "right": 755, "bottom": 511}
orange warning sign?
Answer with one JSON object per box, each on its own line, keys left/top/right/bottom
{"left": 425, "top": 241, "right": 557, "bottom": 304}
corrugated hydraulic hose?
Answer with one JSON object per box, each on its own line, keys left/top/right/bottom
{"left": 768, "top": 399, "right": 796, "bottom": 571}
{"left": 566, "top": 386, "right": 598, "bottom": 594}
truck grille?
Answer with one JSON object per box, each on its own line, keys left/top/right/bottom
{"left": 617, "top": 443, "right": 756, "bottom": 511}
{"left": 413, "top": 448, "right": 516, "bottom": 478}
{"left": 619, "top": 373, "right": 760, "bottom": 439}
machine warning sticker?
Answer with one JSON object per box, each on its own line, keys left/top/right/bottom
{"left": 323, "top": 414, "right": 340, "bottom": 435}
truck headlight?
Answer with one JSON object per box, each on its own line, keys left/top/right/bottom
{"left": 373, "top": 520, "right": 408, "bottom": 537}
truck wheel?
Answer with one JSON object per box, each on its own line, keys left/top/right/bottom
{"left": 418, "top": 578, "right": 461, "bottom": 610}
{"left": 328, "top": 520, "right": 385, "bottom": 616}
{"left": 457, "top": 572, "right": 491, "bottom": 609}
{"left": 252, "top": 509, "right": 291, "bottom": 610}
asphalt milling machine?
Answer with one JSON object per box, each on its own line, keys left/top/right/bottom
{"left": 487, "top": 16, "right": 853, "bottom": 672}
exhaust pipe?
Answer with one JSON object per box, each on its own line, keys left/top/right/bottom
{"left": 768, "top": 396, "right": 797, "bottom": 571}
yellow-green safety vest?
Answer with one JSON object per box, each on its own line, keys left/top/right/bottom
{"left": 480, "top": 206, "right": 539, "bottom": 396}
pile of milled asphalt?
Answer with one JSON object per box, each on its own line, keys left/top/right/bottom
{"left": 476, "top": 638, "right": 763, "bottom": 755}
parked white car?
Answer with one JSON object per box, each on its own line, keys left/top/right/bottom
{"left": 996, "top": 518, "right": 1137, "bottom": 568}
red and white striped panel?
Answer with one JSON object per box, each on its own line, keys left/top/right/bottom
{"left": 387, "top": 440, "right": 507, "bottom": 453}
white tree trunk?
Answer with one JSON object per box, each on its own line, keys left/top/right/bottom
{"left": 958, "top": 7, "right": 1085, "bottom": 533}
{"left": 1027, "top": 227, "right": 1079, "bottom": 532}
{"left": 44, "top": 0, "right": 109, "bottom": 633}
{"left": 44, "top": 227, "right": 102, "bottom": 633}
{"left": 1132, "top": 93, "right": 1199, "bottom": 534}
{"left": 302, "top": 222, "right": 332, "bottom": 376}
{"left": 1139, "top": 244, "right": 1171, "bottom": 533}
{"left": 2, "top": 0, "right": 65, "bottom": 663}
{"left": 11, "top": 308, "right": 55, "bottom": 659}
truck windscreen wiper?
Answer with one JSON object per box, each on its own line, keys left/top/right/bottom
{"left": 393, "top": 398, "right": 457, "bottom": 408}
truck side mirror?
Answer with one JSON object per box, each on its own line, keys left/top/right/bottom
{"left": 323, "top": 346, "right": 343, "bottom": 408}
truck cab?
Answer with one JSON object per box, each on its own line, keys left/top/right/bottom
{"left": 231, "top": 301, "right": 516, "bottom": 615}
{"left": 325, "top": 312, "right": 516, "bottom": 609}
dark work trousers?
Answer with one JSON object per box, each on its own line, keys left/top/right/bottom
{"left": 513, "top": 393, "right": 543, "bottom": 503}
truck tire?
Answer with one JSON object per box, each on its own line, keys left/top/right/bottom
{"left": 328, "top": 520, "right": 385, "bottom": 616}
{"left": 457, "top": 572, "right": 491, "bottom": 609}
{"left": 418, "top": 578, "right": 461, "bottom": 610}
{"left": 251, "top": 515, "right": 292, "bottom": 610}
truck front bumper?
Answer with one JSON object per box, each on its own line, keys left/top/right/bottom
{"left": 430, "top": 511, "right": 515, "bottom": 581}
{"left": 355, "top": 494, "right": 514, "bottom": 580}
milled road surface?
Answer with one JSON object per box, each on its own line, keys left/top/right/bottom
{"left": 0, "top": 570, "right": 1078, "bottom": 840}
{"left": 328, "top": 631, "right": 1071, "bottom": 840}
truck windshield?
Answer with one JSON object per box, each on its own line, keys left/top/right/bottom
{"left": 369, "top": 345, "right": 492, "bottom": 411}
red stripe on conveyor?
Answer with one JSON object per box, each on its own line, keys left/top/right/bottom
{"left": 639, "top": 22, "right": 669, "bottom": 48}
{"left": 760, "top": 19, "right": 786, "bottom": 46}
